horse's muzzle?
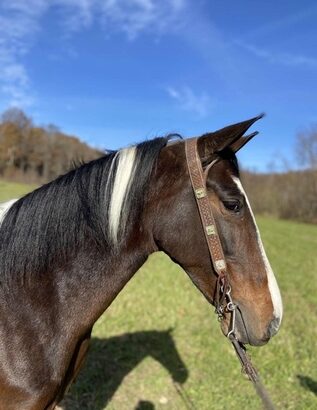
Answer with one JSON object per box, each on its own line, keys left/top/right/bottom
{"left": 223, "top": 307, "right": 276, "bottom": 347}
{"left": 267, "top": 316, "right": 280, "bottom": 338}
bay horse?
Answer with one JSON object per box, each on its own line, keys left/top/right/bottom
{"left": 0, "top": 115, "right": 282, "bottom": 409}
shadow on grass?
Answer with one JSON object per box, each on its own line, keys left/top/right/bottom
{"left": 61, "top": 329, "right": 188, "bottom": 410}
{"left": 135, "top": 400, "right": 155, "bottom": 409}
{"left": 297, "top": 375, "right": 317, "bottom": 396}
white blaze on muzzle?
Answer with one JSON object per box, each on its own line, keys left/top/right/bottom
{"left": 232, "top": 177, "right": 283, "bottom": 326}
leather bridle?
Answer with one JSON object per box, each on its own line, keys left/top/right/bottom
{"left": 185, "top": 137, "right": 275, "bottom": 410}
{"left": 185, "top": 137, "right": 237, "bottom": 335}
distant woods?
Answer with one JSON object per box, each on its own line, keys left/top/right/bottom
{"left": 242, "top": 125, "right": 317, "bottom": 224}
{"left": 0, "top": 108, "right": 316, "bottom": 223}
{"left": 242, "top": 170, "right": 317, "bottom": 223}
{"left": 0, "top": 108, "right": 102, "bottom": 183}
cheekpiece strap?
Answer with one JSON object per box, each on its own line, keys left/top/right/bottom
{"left": 185, "top": 138, "right": 229, "bottom": 306}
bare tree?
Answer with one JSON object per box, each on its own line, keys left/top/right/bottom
{"left": 296, "top": 125, "right": 317, "bottom": 169}
{"left": 1, "top": 107, "right": 32, "bottom": 130}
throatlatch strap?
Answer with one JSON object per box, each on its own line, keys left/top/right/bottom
{"left": 185, "top": 138, "right": 227, "bottom": 281}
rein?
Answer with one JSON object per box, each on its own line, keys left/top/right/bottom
{"left": 185, "top": 138, "right": 275, "bottom": 410}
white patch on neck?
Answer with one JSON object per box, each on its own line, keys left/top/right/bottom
{"left": 0, "top": 199, "right": 17, "bottom": 225}
{"left": 232, "top": 176, "right": 283, "bottom": 324}
{"left": 108, "top": 146, "right": 137, "bottom": 243}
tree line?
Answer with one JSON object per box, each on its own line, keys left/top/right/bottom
{"left": 242, "top": 124, "right": 317, "bottom": 224}
{"left": 242, "top": 169, "right": 317, "bottom": 223}
{"left": 0, "top": 108, "right": 316, "bottom": 223}
{"left": 0, "top": 108, "right": 102, "bottom": 182}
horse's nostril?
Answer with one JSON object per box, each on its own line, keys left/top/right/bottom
{"left": 268, "top": 316, "right": 280, "bottom": 338}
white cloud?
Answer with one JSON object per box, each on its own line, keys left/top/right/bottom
{"left": 101, "top": 0, "right": 186, "bottom": 40}
{"left": 236, "top": 41, "right": 317, "bottom": 69}
{"left": 54, "top": 0, "right": 96, "bottom": 32}
{"left": 167, "top": 86, "right": 213, "bottom": 117}
{"left": 240, "top": 6, "right": 317, "bottom": 41}
{"left": 0, "top": 0, "right": 186, "bottom": 107}
{"left": 0, "top": 0, "right": 48, "bottom": 106}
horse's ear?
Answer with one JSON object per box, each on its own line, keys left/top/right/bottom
{"left": 230, "top": 131, "right": 258, "bottom": 154}
{"left": 197, "top": 114, "right": 264, "bottom": 163}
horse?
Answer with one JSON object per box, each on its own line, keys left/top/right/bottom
{"left": 0, "top": 115, "right": 283, "bottom": 409}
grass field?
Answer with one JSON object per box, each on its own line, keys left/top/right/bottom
{"left": 1, "top": 180, "right": 317, "bottom": 409}
{"left": 0, "top": 179, "right": 37, "bottom": 202}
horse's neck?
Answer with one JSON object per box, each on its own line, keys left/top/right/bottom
{"left": 55, "top": 241, "right": 150, "bottom": 332}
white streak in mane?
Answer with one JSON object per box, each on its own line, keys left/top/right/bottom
{"left": 232, "top": 177, "right": 283, "bottom": 328}
{"left": 0, "top": 199, "right": 17, "bottom": 226}
{"left": 108, "top": 146, "right": 137, "bottom": 243}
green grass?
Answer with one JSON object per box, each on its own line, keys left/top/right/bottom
{"left": 0, "top": 179, "right": 37, "bottom": 201}
{"left": 1, "top": 180, "right": 316, "bottom": 409}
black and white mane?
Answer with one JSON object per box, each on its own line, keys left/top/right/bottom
{"left": 0, "top": 137, "right": 170, "bottom": 281}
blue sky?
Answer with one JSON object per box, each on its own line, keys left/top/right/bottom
{"left": 0, "top": 0, "right": 316, "bottom": 171}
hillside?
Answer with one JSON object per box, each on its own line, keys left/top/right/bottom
{"left": 0, "top": 108, "right": 102, "bottom": 183}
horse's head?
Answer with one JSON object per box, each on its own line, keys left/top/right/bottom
{"left": 150, "top": 116, "right": 282, "bottom": 346}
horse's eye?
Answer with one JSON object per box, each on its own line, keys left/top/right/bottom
{"left": 223, "top": 200, "right": 242, "bottom": 213}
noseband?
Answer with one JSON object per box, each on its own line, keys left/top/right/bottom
{"left": 185, "top": 138, "right": 275, "bottom": 410}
